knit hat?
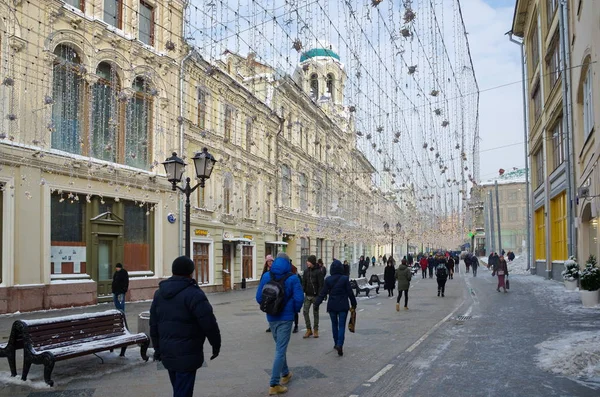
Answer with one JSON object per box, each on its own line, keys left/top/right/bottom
{"left": 276, "top": 252, "right": 290, "bottom": 261}
{"left": 115, "top": 263, "right": 123, "bottom": 269}
{"left": 307, "top": 255, "right": 317, "bottom": 266}
{"left": 172, "top": 256, "right": 195, "bottom": 276}
{"left": 265, "top": 254, "right": 274, "bottom": 262}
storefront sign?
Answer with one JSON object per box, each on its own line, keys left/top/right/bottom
{"left": 195, "top": 229, "right": 209, "bottom": 236}
{"left": 243, "top": 235, "right": 253, "bottom": 240}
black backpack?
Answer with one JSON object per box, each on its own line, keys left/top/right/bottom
{"left": 436, "top": 264, "right": 448, "bottom": 278}
{"left": 260, "top": 271, "right": 292, "bottom": 315}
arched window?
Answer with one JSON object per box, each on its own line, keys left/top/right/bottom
{"left": 326, "top": 73, "right": 335, "bottom": 102}
{"left": 281, "top": 165, "right": 291, "bottom": 207}
{"left": 299, "top": 173, "right": 308, "bottom": 211}
{"left": 92, "top": 62, "right": 120, "bottom": 162}
{"left": 52, "top": 44, "right": 84, "bottom": 154}
{"left": 126, "top": 76, "right": 152, "bottom": 169}
{"left": 310, "top": 73, "right": 319, "bottom": 99}
{"left": 314, "top": 181, "right": 322, "bottom": 215}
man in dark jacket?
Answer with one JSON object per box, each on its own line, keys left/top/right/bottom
{"left": 111, "top": 263, "right": 129, "bottom": 312}
{"left": 150, "top": 256, "right": 221, "bottom": 397}
{"left": 256, "top": 253, "right": 304, "bottom": 395}
{"left": 427, "top": 255, "right": 435, "bottom": 278}
{"left": 302, "top": 255, "right": 324, "bottom": 339}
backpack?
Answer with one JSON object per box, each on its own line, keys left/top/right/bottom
{"left": 260, "top": 271, "right": 292, "bottom": 315}
{"left": 436, "top": 264, "right": 448, "bottom": 278}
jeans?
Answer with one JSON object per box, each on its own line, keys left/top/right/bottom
{"left": 329, "top": 311, "right": 348, "bottom": 347}
{"left": 113, "top": 293, "right": 125, "bottom": 312}
{"left": 437, "top": 279, "right": 447, "bottom": 295}
{"left": 269, "top": 320, "right": 293, "bottom": 386}
{"left": 168, "top": 370, "right": 196, "bottom": 397}
{"left": 303, "top": 296, "right": 319, "bottom": 330}
{"left": 422, "top": 269, "right": 427, "bottom": 279}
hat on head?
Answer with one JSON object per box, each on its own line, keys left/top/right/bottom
{"left": 172, "top": 256, "right": 194, "bottom": 276}
{"left": 276, "top": 252, "right": 290, "bottom": 261}
{"left": 115, "top": 263, "right": 123, "bottom": 269}
{"left": 265, "top": 254, "right": 274, "bottom": 262}
{"left": 307, "top": 255, "right": 317, "bottom": 266}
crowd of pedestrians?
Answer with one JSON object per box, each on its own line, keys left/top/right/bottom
{"left": 143, "top": 247, "right": 513, "bottom": 396}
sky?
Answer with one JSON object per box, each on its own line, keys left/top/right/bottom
{"left": 459, "top": 0, "right": 527, "bottom": 183}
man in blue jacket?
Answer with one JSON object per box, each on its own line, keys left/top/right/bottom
{"left": 150, "top": 256, "right": 221, "bottom": 397}
{"left": 256, "top": 253, "right": 304, "bottom": 395}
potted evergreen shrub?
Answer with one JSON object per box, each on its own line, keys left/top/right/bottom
{"left": 579, "top": 255, "right": 600, "bottom": 307}
{"left": 561, "top": 256, "right": 579, "bottom": 291}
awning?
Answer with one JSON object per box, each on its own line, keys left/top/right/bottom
{"left": 223, "top": 237, "right": 253, "bottom": 243}
{"left": 265, "top": 241, "right": 288, "bottom": 246}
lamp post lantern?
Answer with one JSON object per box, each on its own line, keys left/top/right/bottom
{"left": 383, "top": 222, "right": 402, "bottom": 259}
{"left": 163, "top": 148, "right": 217, "bottom": 258}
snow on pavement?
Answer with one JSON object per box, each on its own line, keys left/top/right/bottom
{"left": 479, "top": 255, "right": 530, "bottom": 275}
{"left": 535, "top": 331, "right": 600, "bottom": 390}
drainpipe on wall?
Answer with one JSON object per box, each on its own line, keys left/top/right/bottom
{"left": 508, "top": 32, "right": 532, "bottom": 271}
{"left": 559, "top": 0, "right": 577, "bottom": 259}
{"left": 178, "top": 47, "right": 194, "bottom": 257}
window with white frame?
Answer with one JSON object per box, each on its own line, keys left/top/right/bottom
{"left": 65, "top": 0, "right": 84, "bottom": 10}
{"left": 583, "top": 66, "right": 594, "bottom": 139}
{"left": 139, "top": 1, "right": 155, "bottom": 46}
{"left": 551, "top": 118, "right": 564, "bottom": 170}
{"left": 245, "top": 183, "right": 252, "bottom": 218}
{"left": 104, "top": 0, "right": 123, "bottom": 29}
{"left": 224, "top": 105, "right": 234, "bottom": 142}
{"left": 125, "top": 77, "right": 152, "bottom": 169}
{"left": 281, "top": 165, "right": 291, "bottom": 207}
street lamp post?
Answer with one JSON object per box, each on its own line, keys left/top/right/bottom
{"left": 163, "top": 148, "right": 217, "bottom": 258}
{"left": 383, "top": 222, "right": 402, "bottom": 259}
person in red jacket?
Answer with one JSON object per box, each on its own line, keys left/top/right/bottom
{"left": 419, "top": 256, "right": 428, "bottom": 279}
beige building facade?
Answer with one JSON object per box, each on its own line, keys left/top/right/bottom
{"left": 0, "top": 1, "right": 399, "bottom": 313}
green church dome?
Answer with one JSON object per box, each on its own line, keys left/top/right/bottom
{"left": 300, "top": 48, "right": 341, "bottom": 62}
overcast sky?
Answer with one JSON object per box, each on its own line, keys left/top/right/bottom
{"left": 461, "top": 0, "right": 526, "bottom": 183}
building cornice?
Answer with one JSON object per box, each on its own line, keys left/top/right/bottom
{"left": 512, "top": 0, "right": 532, "bottom": 37}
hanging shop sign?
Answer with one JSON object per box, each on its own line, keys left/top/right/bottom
{"left": 243, "top": 235, "right": 253, "bottom": 240}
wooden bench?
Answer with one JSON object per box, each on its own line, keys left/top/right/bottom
{"left": 350, "top": 277, "right": 379, "bottom": 297}
{"left": 15, "top": 309, "right": 149, "bottom": 386}
{"left": 0, "top": 321, "right": 19, "bottom": 378}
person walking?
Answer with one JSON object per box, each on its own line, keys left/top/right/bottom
{"left": 263, "top": 255, "right": 275, "bottom": 333}
{"left": 290, "top": 260, "right": 300, "bottom": 334}
{"left": 378, "top": 255, "right": 383, "bottom": 266}
{"left": 357, "top": 255, "right": 366, "bottom": 278}
{"left": 435, "top": 260, "right": 449, "bottom": 297}
{"left": 427, "top": 254, "right": 435, "bottom": 278}
{"left": 342, "top": 260, "right": 351, "bottom": 276}
{"left": 112, "top": 263, "right": 129, "bottom": 313}
{"left": 471, "top": 255, "right": 479, "bottom": 277}
{"left": 493, "top": 256, "right": 509, "bottom": 293}
{"left": 317, "top": 258, "right": 327, "bottom": 277}
{"left": 465, "top": 254, "right": 471, "bottom": 274}
{"left": 150, "top": 256, "right": 221, "bottom": 397}
{"left": 315, "top": 260, "right": 357, "bottom": 357}
{"left": 256, "top": 253, "right": 304, "bottom": 395}
{"left": 302, "top": 255, "right": 324, "bottom": 339}
{"left": 383, "top": 258, "right": 396, "bottom": 297}
{"left": 419, "top": 256, "right": 428, "bottom": 279}
{"left": 382, "top": 254, "right": 388, "bottom": 267}
{"left": 395, "top": 258, "right": 412, "bottom": 310}
{"left": 447, "top": 257, "right": 455, "bottom": 280}
{"left": 371, "top": 255, "right": 376, "bottom": 269}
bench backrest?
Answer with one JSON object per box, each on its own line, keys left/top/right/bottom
{"left": 369, "top": 275, "right": 380, "bottom": 284}
{"left": 20, "top": 311, "right": 127, "bottom": 351}
{"left": 356, "top": 278, "right": 368, "bottom": 287}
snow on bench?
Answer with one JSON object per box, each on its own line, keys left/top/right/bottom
{"left": 351, "top": 277, "right": 379, "bottom": 296}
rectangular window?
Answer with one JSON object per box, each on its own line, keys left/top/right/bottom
{"left": 530, "top": 22, "right": 540, "bottom": 68}
{"left": 50, "top": 192, "right": 87, "bottom": 275}
{"left": 245, "top": 183, "right": 252, "bottom": 218}
{"left": 267, "top": 136, "right": 272, "bottom": 163}
{"left": 104, "top": 0, "right": 122, "bottom": 29}
{"left": 300, "top": 238, "right": 309, "bottom": 272}
{"left": 550, "top": 192, "right": 567, "bottom": 261}
{"left": 547, "top": 35, "right": 560, "bottom": 88}
{"left": 266, "top": 192, "right": 272, "bottom": 223}
{"left": 197, "top": 90, "right": 207, "bottom": 130}
{"left": 316, "top": 238, "right": 323, "bottom": 260}
{"left": 535, "top": 207, "right": 546, "bottom": 260}
{"left": 583, "top": 67, "right": 595, "bottom": 139}
{"left": 224, "top": 186, "right": 231, "bottom": 214}
{"left": 65, "top": 0, "right": 84, "bottom": 10}
{"left": 193, "top": 242, "right": 210, "bottom": 284}
{"left": 125, "top": 92, "right": 151, "bottom": 169}
{"left": 534, "top": 147, "right": 544, "bottom": 188}
{"left": 551, "top": 119, "right": 564, "bottom": 170}
{"left": 224, "top": 106, "right": 233, "bottom": 142}
{"left": 124, "top": 201, "right": 152, "bottom": 272}
{"left": 246, "top": 118, "right": 253, "bottom": 152}
{"left": 242, "top": 246, "right": 253, "bottom": 279}
{"left": 139, "top": 1, "right": 154, "bottom": 46}
{"left": 547, "top": 0, "right": 557, "bottom": 26}
{"left": 532, "top": 80, "right": 542, "bottom": 121}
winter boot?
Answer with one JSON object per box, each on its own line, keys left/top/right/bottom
{"left": 313, "top": 329, "right": 319, "bottom": 338}
{"left": 281, "top": 372, "right": 293, "bottom": 385}
{"left": 396, "top": 303, "right": 400, "bottom": 312}
{"left": 269, "top": 385, "right": 288, "bottom": 395}
{"left": 437, "top": 290, "right": 440, "bottom": 297}
{"left": 292, "top": 325, "right": 298, "bottom": 333}
{"left": 303, "top": 328, "right": 313, "bottom": 338}
{"left": 337, "top": 345, "right": 344, "bottom": 356}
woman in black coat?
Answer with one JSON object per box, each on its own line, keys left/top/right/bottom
{"left": 383, "top": 259, "right": 396, "bottom": 297}
{"left": 316, "top": 260, "right": 357, "bottom": 357}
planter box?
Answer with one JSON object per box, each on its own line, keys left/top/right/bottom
{"left": 564, "top": 279, "right": 578, "bottom": 291}
{"left": 580, "top": 289, "right": 600, "bottom": 308}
